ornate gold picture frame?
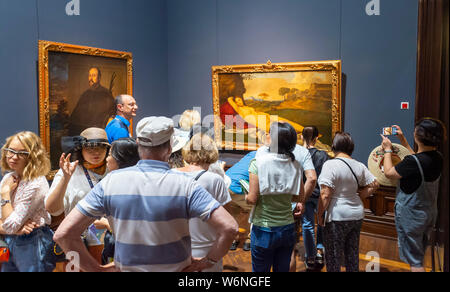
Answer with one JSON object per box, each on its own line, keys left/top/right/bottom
{"left": 212, "top": 60, "right": 342, "bottom": 151}
{"left": 38, "top": 40, "right": 133, "bottom": 175}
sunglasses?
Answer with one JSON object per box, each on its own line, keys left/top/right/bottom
{"left": 3, "top": 148, "right": 30, "bottom": 159}
{"left": 82, "top": 144, "right": 109, "bottom": 152}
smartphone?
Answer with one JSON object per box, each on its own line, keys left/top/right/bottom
{"left": 382, "top": 127, "right": 398, "bottom": 136}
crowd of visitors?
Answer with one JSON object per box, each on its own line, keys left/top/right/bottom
{"left": 0, "top": 98, "right": 445, "bottom": 272}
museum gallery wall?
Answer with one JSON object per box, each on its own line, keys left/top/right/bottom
{"left": 1, "top": 0, "right": 418, "bottom": 166}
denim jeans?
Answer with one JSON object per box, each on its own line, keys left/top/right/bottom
{"left": 1, "top": 226, "right": 56, "bottom": 272}
{"left": 251, "top": 223, "right": 296, "bottom": 272}
{"left": 302, "top": 197, "right": 324, "bottom": 260}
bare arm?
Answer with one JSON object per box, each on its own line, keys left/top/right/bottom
{"left": 317, "top": 185, "right": 333, "bottom": 227}
{"left": 182, "top": 206, "right": 238, "bottom": 272}
{"left": 380, "top": 135, "right": 403, "bottom": 180}
{"left": 245, "top": 173, "right": 259, "bottom": 205}
{"left": 303, "top": 169, "right": 317, "bottom": 203}
{"left": 1, "top": 175, "right": 18, "bottom": 221}
{"left": 392, "top": 125, "right": 415, "bottom": 155}
{"left": 227, "top": 97, "right": 238, "bottom": 112}
{"left": 358, "top": 180, "right": 380, "bottom": 200}
{"left": 53, "top": 208, "right": 117, "bottom": 272}
{"left": 0, "top": 219, "right": 38, "bottom": 236}
{"left": 293, "top": 177, "right": 306, "bottom": 217}
{"left": 0, "top": 220, "right": 5, "bottom": 234}
{"left": 45, "top": 154, "right": 78, "bottom": 215}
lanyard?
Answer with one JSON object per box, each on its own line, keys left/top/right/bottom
{"left": 82, "top": 166, "right": 95, "bottom": 189}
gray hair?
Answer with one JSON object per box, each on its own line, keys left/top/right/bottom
{"left": 137, "top": 139, "right": 171, "bottom": 159}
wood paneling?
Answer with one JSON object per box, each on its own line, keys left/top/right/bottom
{"left": 361, "top": 186, "right": 398, "bottom": 240}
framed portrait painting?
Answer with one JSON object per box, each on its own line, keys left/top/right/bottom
{"left": 38, "top": 40, "right": 132, "bottom": 173}
{"left": 212, "top": 60, "right": 342, "bottom": 152}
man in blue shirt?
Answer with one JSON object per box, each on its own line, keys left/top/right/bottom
{"left": 225, "top": 151, "right": 256, "bottom": 251}
{"left": 105, "top": 94, "right": 138, "bottom": 143}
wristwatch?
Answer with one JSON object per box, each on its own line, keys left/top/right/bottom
{"left": 384, "top": 149, "right": 393, "bottom": 153}
{"left": 1, "top": 199, "right": 11, "bottom": 207}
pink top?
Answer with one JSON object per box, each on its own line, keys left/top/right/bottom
{"left": 0, "top": 172, "right": 51, "bottom": 234}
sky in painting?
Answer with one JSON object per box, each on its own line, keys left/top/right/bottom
{"left": 243, "top": 71, "right": 331, "bottom": 101}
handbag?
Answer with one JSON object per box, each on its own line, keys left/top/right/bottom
{"left": 0, "top": 238, "right": 10, "bottom": 263}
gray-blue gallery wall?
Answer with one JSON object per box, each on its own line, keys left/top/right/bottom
{"left": 0, "top": 0, "right": 418, "bottom": 167}
{"left": 0, "top": 0, "right": 168, "bottom": 145}
{"left": 167, "top": 0, "right": 419, "bottom": 164}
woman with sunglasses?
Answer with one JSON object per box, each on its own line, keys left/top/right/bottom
{"left": 0, "top": 131, "right": 55, "bottom": 272}
{"left": 45, "top": 128, "right": 110, "bottom": 265}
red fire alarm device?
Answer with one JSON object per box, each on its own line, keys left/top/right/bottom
{"left": 401, "top": 102, "right": 409, "bottom": 110}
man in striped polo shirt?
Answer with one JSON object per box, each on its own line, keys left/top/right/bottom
{"left": 54, "top": 116, "right": 238, "bottom": 272}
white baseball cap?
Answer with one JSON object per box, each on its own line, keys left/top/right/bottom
{"left": 136, "top": 117, "right": 174, "bottom": 147}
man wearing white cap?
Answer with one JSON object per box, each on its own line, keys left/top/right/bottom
{"left": 54, "top": 116, "right": 238, "bottom": 272}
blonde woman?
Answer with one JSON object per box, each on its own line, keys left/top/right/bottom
{"left": 176, "top": 133, "right": 232, "bottom": 272}
{"left": 179, "top": 109, "right": 201, "bottom": 132}
{"left": 0, "top": 131, "right": 55, "bottom": 272}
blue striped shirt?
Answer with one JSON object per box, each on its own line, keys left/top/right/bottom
{"left": 76, "top": 160, "right": 220, "bottom": 272}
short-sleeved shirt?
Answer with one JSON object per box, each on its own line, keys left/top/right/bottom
{"left": 105, "top": 115, "right": 130, "bottom": 143}
{"left": 76, "top": 160, "right": 220, "bottom": 272}
{"left": 395, "top": 151, "right": 443, "bottom": 194}
{"left": 225, "top": 151, "right": 256, "bottom": 194}
{"left": 248, "top": 159, "right": 295, "bottom": 227}
{"left": 174, "top": 170, "right": 231, "bottom": 250}
{"left": 318, "top": 158, "right": 376, "bottom": 222}
{"left": 46, "top": 165, "right": 105, "bottom": 217}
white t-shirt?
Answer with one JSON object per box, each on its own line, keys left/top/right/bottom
{"left": 175, "top": 170, "right": 231, "bottom": 251}
{"left": 46, "top": 164, "right": 106, "bottom": 246}
{"left": 46, "top": 164, "right": 105, "bottom": 217}
{"left": 318, "top": 158, "right": 376, "bottom": 222}
{"left": 256, "top": 145, "right": 315, "bottom": 171}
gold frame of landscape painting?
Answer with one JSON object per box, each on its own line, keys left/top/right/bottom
{"left": 212, "top": 60, "right": 342, "bottom": 151}
{"left": 38, "top": 40, "right": 133, "bottom": 177}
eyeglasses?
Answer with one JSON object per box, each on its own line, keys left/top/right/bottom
{"left": 3, "top": 148, "right": 30, "bottom": 159}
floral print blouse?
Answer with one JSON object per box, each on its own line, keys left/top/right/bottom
{"left": 0, "top": 172, "right": 51, "bottom": 234}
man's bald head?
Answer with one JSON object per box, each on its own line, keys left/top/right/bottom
{"left": 115, "top": 94, "right": 138, "bottom": 121}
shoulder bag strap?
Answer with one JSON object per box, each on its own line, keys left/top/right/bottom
{"left": 335, "top": 158, "right": 360, "bottom": 188}
{"left": 310, "top": 149, "right": 319, "bottom": 160}
{"left": 194, "top": 170, "right": 207, "bottom": 181}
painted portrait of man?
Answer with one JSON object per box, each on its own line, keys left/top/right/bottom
{"left": 68, "top": 67, "right": 115, "bottom": 136}
{"left": 45, "top": 48, "right": 130, "bottom": 169}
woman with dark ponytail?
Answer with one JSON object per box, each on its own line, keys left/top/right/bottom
{"left": 298, "top": 126, "right": 329, "bottom": 270}
{"left": 246, "top": 122, "right": 304, "bottom": 272}
{"left": 381, "top": 118, "right": 446, "bottom": 272}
